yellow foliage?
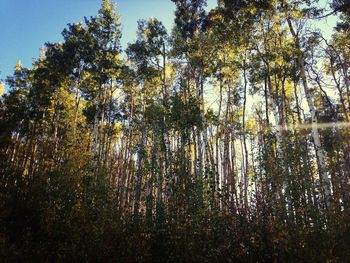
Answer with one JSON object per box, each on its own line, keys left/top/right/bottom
{"left": 284, "top": 81, "right": 294, "bottom": 99}
{"left": 102, "top": 0, "right": 112, "bottom": 12}
{"left": 113, "top": 123, "right": 123, "bottom": 137}
{"left": 15, "top": 61, "right": 22, "bottom": 71}
{"left": 245, "top": 117, "right": 258, "bottom": 136}
{"left": 0, "top": 82, "right": 4, "bottom": 96}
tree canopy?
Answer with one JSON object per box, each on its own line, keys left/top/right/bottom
{"left": 1, "top": 0, "right": 350, "bottom": 262}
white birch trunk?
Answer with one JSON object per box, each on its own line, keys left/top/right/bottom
{"left": 287, "top": 19, "right": 331, "bottom": 201}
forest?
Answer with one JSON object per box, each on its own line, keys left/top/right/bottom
{"left": 1, "top": 0, "right": 350, "bottom": 262}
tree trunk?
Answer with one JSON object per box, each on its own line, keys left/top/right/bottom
{"left": 287, "top": 19, "right": 331, "bottom": 203}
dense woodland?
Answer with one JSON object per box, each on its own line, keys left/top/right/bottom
{"left": 1, "top": 0, "right": 350, "bottom": 261}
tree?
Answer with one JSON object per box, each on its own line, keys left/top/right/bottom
{"left": 2, "top": 0, "right": 350, "bottom": 261}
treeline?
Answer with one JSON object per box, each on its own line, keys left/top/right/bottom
{"left": 1, "top": 0, "right": 350, "bottom": 262}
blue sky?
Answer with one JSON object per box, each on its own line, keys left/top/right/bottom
{"left": 0, "top": 0, "right": 336, "bottom": 83}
